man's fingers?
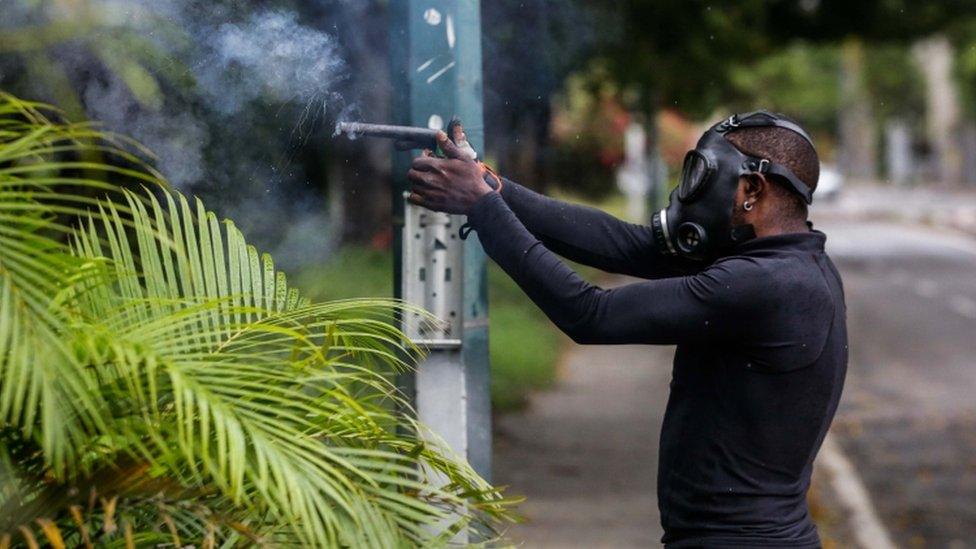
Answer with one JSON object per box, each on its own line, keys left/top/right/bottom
{"left": 437, "top": 131, "right": 467, "bottom": 161}
{"left": 411, "top": 156, "right": 447, "bottom": 173}
{"left": 407, "top": 168, "right": 435, "bottom": 186}
{"left": 408, "top": 191, "right": 445, "bottom": 211}
{"left": 408, "top": 168, "right": 448, "bottom": 190}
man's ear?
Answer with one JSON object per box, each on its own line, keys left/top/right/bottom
{"left": 744, "top": 173, "right": 767, "bottom": 201}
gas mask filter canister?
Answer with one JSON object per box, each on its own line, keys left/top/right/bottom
{"left": 651, "top": 111, "right": 816, "bottom": 262}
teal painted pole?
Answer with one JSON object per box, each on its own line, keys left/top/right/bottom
{"left": 390, "top": 0, "right": 491, "bottom": 481}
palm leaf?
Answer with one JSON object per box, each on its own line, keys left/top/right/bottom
{"left": 67, "top": 188, "right": 509, "bottom": 546}
{"left": 0, "top": 91, "right": 514, "bottom": 547}
{"left": 0, "top": 92, "right": 166, "bottom": 477}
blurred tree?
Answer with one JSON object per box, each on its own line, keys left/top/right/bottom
{"left": 589, "top": 0, "right": 968, "bottom": 121}
{"left": 864, "top": 44, "right": 926, "bottom": 124}
{"left": 548, "top": 0, "right": 975, "bottom": 193}
{"left": 862, "top": 43, "right": 926, "bottom": 183}
{"left": 766, "top": 0, "right": 970, "bottom": 42}
{"left": 301, "top": 0, "right": 393, "bottom": 245}
{"left": 482, "top": 0, "right": 605, "bottom": 188}
{"left": 548, "top": 64, "right": 630, "bottom": 197}
{"left": 953, "top": 20, "right": 976, "bottom": 116}
{"left": 589, "top": 1, "right": 772, "bottom": 120}
{"left": 838, "top": 40, "right": 878, "bottom": 179}
{"left": 951, "top": 21, "right": 976, "bottom": 183}
{"left": 728, "top": 43, "right": 841, "bottom": 137}
{"left": 727, "top": 40, "right": 923, "bottom": 172}
{"left": 0, "top": 1, "right": 184, "bottom": 120}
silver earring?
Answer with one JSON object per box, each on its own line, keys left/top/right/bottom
{"left": 743, "top": 201, "right": 753, "bottom": 211}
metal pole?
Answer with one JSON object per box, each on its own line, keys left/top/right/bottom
{"left": 390, "top": 0, "right": 491, "bottom": 484}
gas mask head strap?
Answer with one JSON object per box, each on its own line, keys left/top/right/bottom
{"left": 742, "top": 158, "right": 814, "bottom": 204}
{"left": 716, "top": 111, "right": 815, "bottom": 205}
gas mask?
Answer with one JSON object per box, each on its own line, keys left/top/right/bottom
{"left": 651, "top": 111, "right": 816, "bottom": 262}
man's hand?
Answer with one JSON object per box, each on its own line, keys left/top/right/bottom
{"left": 406, "top": 131, "right": 494, "bottom": 215}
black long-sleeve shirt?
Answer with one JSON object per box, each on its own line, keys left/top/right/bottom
{"left": 468, "top": 180, "right": 848, "bottom": 547}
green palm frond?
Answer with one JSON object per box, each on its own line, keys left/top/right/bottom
{"left": 0, "top": 91, "right": 514, "bottom": 547}
{"left": 67, "top": 188, "right": 505, "bottom": 545}
{"left": 0, "top": 92, "right": 166, "bottom": 477}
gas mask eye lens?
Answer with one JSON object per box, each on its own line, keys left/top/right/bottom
{"left": 678, "top": 150, "right": 712, "bottom": 202}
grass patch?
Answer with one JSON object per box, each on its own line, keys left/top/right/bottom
{"left": 293, "top": 245, "right": 563, "bottom": 411}
{"left": 293, "top": 246, "right": 392, "bottom": 300}
{"left": 488, "top": 265, "right": 562, "bottom": 411}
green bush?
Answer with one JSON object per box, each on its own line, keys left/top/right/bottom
{"left": 0, "top": 93, "right": 511, "bottom": 547}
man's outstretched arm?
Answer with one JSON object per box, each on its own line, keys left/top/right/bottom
{"left": 495, "top": 177, "right": 694, "bottom": 279}
{"left": 404, "top": 133, "right": 738, "bottom": 344}
{"left": 466, "top": 191, "right": 748, "bottom": 345}
{"left": 421, "top": 130, "right": 691, "bottom": 279}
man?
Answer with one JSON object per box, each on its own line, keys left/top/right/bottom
{"left": 407, "top": 111, "right": 847, "bottom": 548}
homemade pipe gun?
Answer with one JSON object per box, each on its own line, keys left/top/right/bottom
{"left": 336, "top": 119, "right": 478, "bottom": 159}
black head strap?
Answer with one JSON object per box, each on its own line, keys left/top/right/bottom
{"left": 744, "top": 158, "right": 813, "bottom": 204}
{"left": 716, "top": 110, "right": 815, "bottom": 148}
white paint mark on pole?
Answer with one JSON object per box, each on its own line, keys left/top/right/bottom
{"left": 446, "top": 15, "right": 456, "bottom": 49}
{"left": 416, "top": 56, "right": 435, "bottom": 72}
{"left": 426, "top": 61, "right": 456, "bottom": 84}
{"left": 817, "top": 434, "right": 897, "bottom": 549}
{"left": 423, "top": 8, "right": 441, "bottom": 25}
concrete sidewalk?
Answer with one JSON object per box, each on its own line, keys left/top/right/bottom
{"left": 493, "top": 340, "right": 673, "bottom": 548}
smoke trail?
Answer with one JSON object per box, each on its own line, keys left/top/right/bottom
{"left": 71, "top": 3, "right": 352, "bottom": 187}
{"left": 83, "top": 73, "right": 210, "bottom": 188}
{"left": 3, "top": 1, "right": 395, "bottom": 268}
{"left": 195, "top": 10, "right": 348, "bottom": 118}
{"left": 56, "top": 1, "right": 360, "bottom": 268}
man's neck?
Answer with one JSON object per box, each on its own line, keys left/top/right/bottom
{"left": 753, "top": 219, "right": 811, "bottom": 238}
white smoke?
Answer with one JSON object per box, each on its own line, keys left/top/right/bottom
{"left": 83, "top": 74, "right": 210, "bottom": 187}
{"left": 197, "top": 11, "right": 347, "bottom": 116}
{"left": 0, "top": 1, "right": 380, "bottom": 268}
{"left": 72, "top": 4, "right": 351, "bottom": 186}
{"left": 59, "top": 2, "right": 358, "bottom": 268}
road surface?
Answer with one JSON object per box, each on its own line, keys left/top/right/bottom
{"left": 822, "top": 219, "right": 976, "bottom": 548}
{"left": 493, "top": 218, "right": 976, "bottom": 548}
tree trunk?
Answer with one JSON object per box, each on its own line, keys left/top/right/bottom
{"left": 884, "top": 118, "right": 914, "bottom": 186}
{"left": 913, "top": 36, "right": 963, "bottom": 186}
{"left": 961, "top": 120, "right": 976, "bottom": 186}
{"left": 838, "top": 39, "right": 878, "bottom": 182}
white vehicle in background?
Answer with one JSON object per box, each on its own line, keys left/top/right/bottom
{"left": 817, "top": 164, "right": 844, "bottom": 202}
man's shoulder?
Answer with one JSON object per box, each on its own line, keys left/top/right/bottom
{"left": 704, "top": 250, "right": 832, "bottom": 308}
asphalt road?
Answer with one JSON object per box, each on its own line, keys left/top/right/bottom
{"left": 494, "top": 218, "right": 976, "bottom": 548}
{"left": 821, "top": 218, "right": 976, "bottom": 548}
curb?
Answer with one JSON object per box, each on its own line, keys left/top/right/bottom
{"left": 817, "top": 434, "right": 897, "bottom": 549}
